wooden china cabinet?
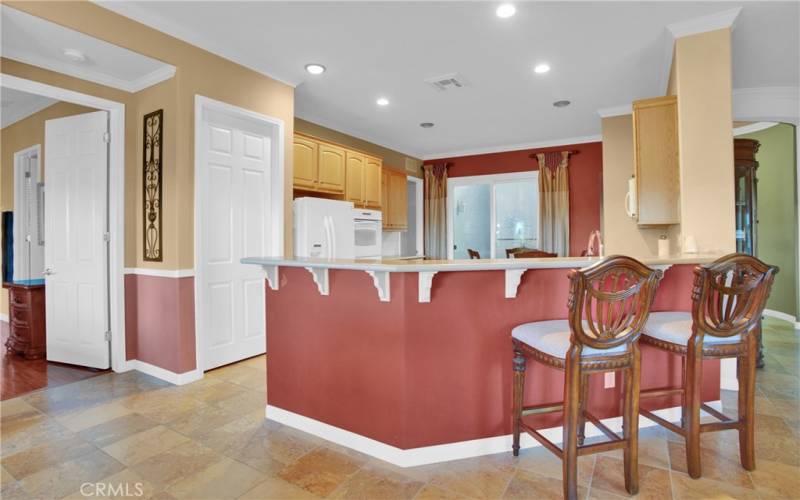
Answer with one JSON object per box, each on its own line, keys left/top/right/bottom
{"left": 734, "top": 138, "right": 764, "bottom": 367}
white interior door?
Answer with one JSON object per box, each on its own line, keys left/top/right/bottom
{"left": 199, "top": 109, "right": 270, "bottom": 370}
{"left": 44, "top": 110, "right": 110, "bottom": 369}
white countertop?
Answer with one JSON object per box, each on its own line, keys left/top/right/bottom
{"left": 241, "top": 254, "right": 722, "bottom": 273}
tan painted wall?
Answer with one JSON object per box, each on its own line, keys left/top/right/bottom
{"left": 1, "top": 100, "right": 97, "bottom": 317}
{"left": 672, "top": 29, "right": 736, "bottom": 254}
{"left": 601, "top": 115, "right": 668, "bottom": 256}
{"left": 295, "top": 118, "right": 421, "bottom": 177}
{"left": 4, "top": 1, "right": 295, "bottom": 271}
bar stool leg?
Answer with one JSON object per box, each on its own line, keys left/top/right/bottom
{"left": 577, "top": 372, "right": 589, "bottom": 446}
{"left": 623, "top": 345, "right": 641, "bottom": 495}
{"left": 562, "top": 349, "right": 581, "bottom": 500}
{"left": 739, "top": 332, "right": 757, "bottom": 471}
{"left": 684, "top": 340, "right": 704, "bottom": 478}
{"left": 512, "top": 350, "right": 526, "bottom": 457}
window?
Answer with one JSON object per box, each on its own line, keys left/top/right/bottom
{"left": 447, "top": 171, "right": 539, "bottom": 259}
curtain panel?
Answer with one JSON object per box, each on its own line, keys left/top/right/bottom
{"left": 423, "top": 163, "right": 448, "bottom": 259}
{"left": 537, "top": 151, "right": 570, "bottom": 256}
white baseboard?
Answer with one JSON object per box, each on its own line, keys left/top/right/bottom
{"left": 763, "top": 309, "right": 800, "bottom": 329}
{"left": 266, "top": 400, "right": 723, "bottom": 468}
{"left": 128, "top": 360, "right": 204, "bottom": 385}
{"left": 0, "top": 313, "right": 8, "bottom": 323}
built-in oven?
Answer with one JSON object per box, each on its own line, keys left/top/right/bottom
{"left": 353, "top": 209, "right": 382, "bottom": 258}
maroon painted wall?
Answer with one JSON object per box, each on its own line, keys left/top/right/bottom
{"left": 124, "top": 274, "right": 197, "bottom": 374}
{"left": 427, "top": 141, "right": 603, "bottom": 256}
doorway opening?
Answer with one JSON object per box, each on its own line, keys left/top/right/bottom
{"left": 1, "top": 74, "right": 127, "bottom": 399}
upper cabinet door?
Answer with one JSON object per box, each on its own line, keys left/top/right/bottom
{"left": 364, "top": 156, "right": 382, "bottom": 208}
{"left": 317, "top": 143, "right": 346, "bottom": 193}
{"left": 293, "top": 136, "right": 318, "bottom": 189}
{"left": 633, "top": 95, "right": 680, "bottom": 226}
{"left": 346, "top": 152, "right": 365, "bottom": 204}
{"left": 389, "top": 171, "right": 408, "bottom": 229}
{"left": 381, "top": 169, "right": 391, "bottom": 228}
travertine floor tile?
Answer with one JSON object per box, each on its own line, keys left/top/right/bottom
{"left": 503, "top": 469, "right": 585, "bottom": 500}
{"left": 1, "top": 434, "right": 96, "bottom": 479}
{"left": 670, "top": 471, "right": 760, "bottom": 500}
{"left": 749, "top": 458, "right": 800, "bottom": 499}
{"left": 277, "top": 446, "right": 363, "bottom": 497}
{"left": 18, "top": 449, "right": 124, "bottom": 499}
{"left": 667, "top": 440, "right": 755, "bottom": 489}
{"left": 330, "top": 464, "right": 425, "bottom": 499}
{"left": 238, "top": 476, "right": 319, "bottom": 499}
{"left": 102, "top": 425, "right": 190, "bottom": 467}
{"left": 78, "top": 413, "right": 159, "bottom": 448}
{"left": 165, "top": 456, "right": 265, "bottom": 499}
{"left": 132, "top": 440, "right": 222, "bottom": 488}
{"left": 589, "top": 456, "right": 670, "bottom": 500}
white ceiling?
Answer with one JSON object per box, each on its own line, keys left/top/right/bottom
{"left": 96, "top": 1, "right": 799, "bottom": 158}
{"left": 0, "top": 87, "right": 56, "bottom": 129}
{"left": 1, "top": 5, "right": 176, "bottom": 93}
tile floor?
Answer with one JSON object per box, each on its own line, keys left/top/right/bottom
{"left": 1, "top": 318, "right": 798, "bottom": 499}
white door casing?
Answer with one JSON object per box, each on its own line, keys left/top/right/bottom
{"left": 197, "top": 103, "right": 279, "bottom": 370}
{"left": 44, "top": 110, "right": 110, "bottom": 369}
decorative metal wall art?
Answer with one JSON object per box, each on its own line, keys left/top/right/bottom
{"left": 143, "top": 109, "right": 163, "bottom": 261}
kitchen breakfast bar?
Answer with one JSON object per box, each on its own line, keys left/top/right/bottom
{"left": 242, "top": 255, "right": 725, "bottom": 467}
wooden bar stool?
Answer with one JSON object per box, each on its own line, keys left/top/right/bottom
{"left": 511, "top": 256, "right": 663, "bottom": 500}
{"left": 639, "top": 254, "right": 778, "bottom": 478}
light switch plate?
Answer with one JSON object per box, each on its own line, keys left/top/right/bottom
{"left": 604, "top": 372, "right": 615, "bottom": 389}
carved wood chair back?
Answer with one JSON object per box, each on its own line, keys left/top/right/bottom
{"left": 512, "top": 249, "right": 558, "bottom": 258}
{"left": 506, "top": 247, "right": 533, "bottom": 257}
{"left": 691, "top": 253, "right": 778, "bottom": 340}
{"left": 467, "top": 249, "right": 481, "bottom": 259}
{"left": 567, "top": 255, "right": 663, "bottom": 351}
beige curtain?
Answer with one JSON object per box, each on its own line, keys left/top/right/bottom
{"left": 537, "top": 152, "right": 570, "bottom": 256}
{"left": 423, "top": 164, "right": 448, "bottom": 259}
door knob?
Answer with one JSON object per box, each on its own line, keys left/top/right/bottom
{"left": 43, "top": 268, "right": 54, "bottom": 276}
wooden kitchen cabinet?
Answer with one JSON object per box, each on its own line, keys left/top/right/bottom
{"left": 293, "top": 133, "right": 383, "bottom": 209}
{"left": 345, "top": 151, "right": 365, "bottom": 204}
{"left": 632, "top": 95, "right": 680, "bottom": 226}
{"left": 382, "top": 168, "right": 408, "bottom": 230}
{"left": 364, "top": 156, "right": 382, "bottom": 208}
{"left": 317, "top": 143, "right": 346, "bottom": 193}
{"left": 293, "top": 135, "right": 318, "bottom": 190}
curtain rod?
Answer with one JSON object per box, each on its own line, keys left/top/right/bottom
{"left": 528, "top": 150, "right": 580, "bottom": 159}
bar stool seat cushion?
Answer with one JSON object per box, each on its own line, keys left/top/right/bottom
{"left": 644, "top": 311, "right": 741, "bottom": 345}
{"left": 512, "top": 320, "right": 627, "bottom": 359}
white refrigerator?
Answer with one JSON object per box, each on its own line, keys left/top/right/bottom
{"left": 293, "top": 197, "right": 355, "bottom": 259}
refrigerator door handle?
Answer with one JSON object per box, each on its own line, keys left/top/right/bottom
{"left": 323, "top": 215, "right": 333, "bottom": 258}
{"left": 329, "top": 215, "right": 337, "bottom": 258}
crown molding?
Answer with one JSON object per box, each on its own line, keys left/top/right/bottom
{"left": 295, "top": 109, "right": 425, "bottom": 161}
{"left": 423, "top": 134, "right": 602, "bottom": 161}
{"left": 597, "top": 104, "right": 632, "bottom": 118}
{"left": 667, "top": 7, "right": 742, "bottom": 39}
{"left": 1, "top": 49, "right": 176, "bottom": 93}
{"left": 732, "top": 86, "right": 800, "bottom": 125}
{"left": 733, "top": 121, "right": 779, "bottom": 136}
{"left": 94, "top": 0, "right": 297, "bottom": 88}
{"left": 658, "top": 7, "right": 742, "bottom": 95}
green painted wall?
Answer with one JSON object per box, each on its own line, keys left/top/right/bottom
{"left": 738, "top": 123, "right": 798, "bottom": 318}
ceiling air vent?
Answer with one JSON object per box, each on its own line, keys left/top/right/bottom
{"left": 425, "top": 73, "right": 468, "bottom": 92}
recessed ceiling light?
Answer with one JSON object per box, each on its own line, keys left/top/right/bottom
{"left": 420, "top": 122, "right": 435, "bottom": 128}
{"left": 553, "top": 100, "right": 571, "bottom": 108}
{"left": 496, "top": 3, "right": 516, "bottom": 18}
{"left": 305, "top": 63, "right": 326, "bottom": 75}
{"left": 62, "top": 48, "right": 87, "bottom": 63}
{"left": 534, "top": 63, "right": 551, "bottom": 74}
{"left": 376, "top": 97, "right": 390, "bottom": 106}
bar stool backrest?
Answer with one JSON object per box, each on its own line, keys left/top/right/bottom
{"left": 567, "top": 255, "right": 663, "bottom": 351}
{"left": 691, "top": 253, "right": 778, "bottom": 339}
